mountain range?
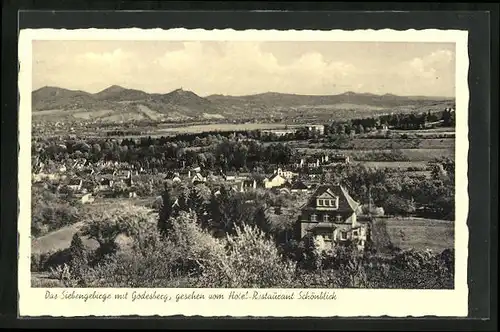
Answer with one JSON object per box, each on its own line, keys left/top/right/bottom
{"left": 32, "top": 85, "right": 455, "bottom": 123}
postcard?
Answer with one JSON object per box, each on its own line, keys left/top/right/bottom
{"left": 18, "top": 27, "right": 469, "bottom": 317}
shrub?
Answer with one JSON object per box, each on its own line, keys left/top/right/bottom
{"left": 198, "top": 224, "right": 297, "bottom": 288}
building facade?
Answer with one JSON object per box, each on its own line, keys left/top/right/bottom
{"left": 296, "top": 184, "right": 370, "bottom": 249}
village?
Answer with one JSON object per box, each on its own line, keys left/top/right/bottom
{"left": 31, "top": 133, "right": 368, "bottom": 246}
{"left": 31, "top": 104, "right": 457, "bottom": 255}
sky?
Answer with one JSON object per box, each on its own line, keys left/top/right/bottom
{"left": 32, "top": 40, "right": 456, "bottom": 97}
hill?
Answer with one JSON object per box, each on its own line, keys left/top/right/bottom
{"left": 206, "top": 91, "right": 451, "bottom": 108}
{"left": 31, "top": 85, "right": 455, "bottom": 123}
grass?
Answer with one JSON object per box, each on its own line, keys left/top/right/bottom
{"left": 354, "top": 161, "right": 430, "bottom": 169}
{"left": 31, "top": 222, "right": 99, "bottom": 254}
{"left": 373, "top": 217, "right": 454, "bottom": 253}
{"left": 158, "top": 123, "right": 303, "bottom": 134}
{"left": 31, "top": 197, "right": 156, "bottom": 255}
{"left": 31, "top": 273, "right": 64, "bottom": 287}
{"left": 296, "top": 148, "right": 454, "bottom": 162}
{"left": 348, "top": 138, "right": 455, "bottom": 150}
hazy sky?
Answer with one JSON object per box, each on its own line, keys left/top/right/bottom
{"left": 32, "top": 40, "right": 456, "bottom": 97}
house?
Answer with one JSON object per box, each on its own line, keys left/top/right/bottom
{"left": 123, "top": 172, "right": 134, "bottom": 187}
{"left": 77, "top": 193, "right": 94, "bottom": 204}
{"left": 296, "top": 184, "right": 370, "bottom": 249}
{"left": 307, "top": 125, "right": 325, "bottom": 135}
{"left": 192, "top": 172, "right": 206, "bottom": 185}
{"left": 238, "top": 179, "right": 257, "bottom": 192}
{"left": 322, "top": 154, "right": 350, "bottom": 170}
{"left": 263, "top": 170, "right": 288, "bottom": 189}
{"left": 67, "top": 178, "right": 83, "bottom": 191}
{"left": 291, "top": 181, "right": 309, "bottom": 194}
{"left": 165, "top": 172, "right": 182, "bottom": 183}
{"left": 179, "top": 169, "right": 192, "bottom": 179}
{"left": 275, "top": 168, "right": 297, "bottom": 180}
{"left": 98, "top": 178, "right": 114, "bottom": 191}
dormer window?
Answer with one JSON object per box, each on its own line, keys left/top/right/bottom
{"left": 316, "top": 196, "right": 339, "bottom": 209}
{"left": 310, "top": 214, "right": 317, "bottom": 222}
{"left": 323, "top": 214, "right": 329, "bottom": 222}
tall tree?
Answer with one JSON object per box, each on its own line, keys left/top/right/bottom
{"left": 188, "top": 187, "right": 207, "bottom": 228}
{"left": 253, "top": 206, "right": 272, "bottom": 236}
{"left": 158, "top": 186, "right": 174, "bottom": 237}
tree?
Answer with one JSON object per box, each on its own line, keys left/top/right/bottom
{"left": 81, "top": 204, "right": 153, "bottom": 259}
{"left": 252, "top": 206, "right": 272, "bottom": 236}
{"left": 69, "top": 233, "right": 88, "bottom": 283}
{"left": 199, "top": 224, "right": 296, "bottom": 288}
{"left": 188, "top": 187, "right": 207, "bottom": 228}
{"left": 158, "top": 187, "right": 174, "bottom": 237}
{"left": 383, "top": 194, "right": 416, "bottom": 216}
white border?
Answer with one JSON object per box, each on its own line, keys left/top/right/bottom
{"left": 18, "top": 28, "right": 469, "bottom": 317}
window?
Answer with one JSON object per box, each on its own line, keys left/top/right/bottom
{"left": 323, "top": 214, "right": 329, "bottom": 222}
{"left": 310, "top": 214, "right": 317, "bottom": 222}
{"left": 340, "top": 231, "right": 348, "bottom": 241}
{"left": 330, "top": 198, "right": 339, "bottom": 208}
{"left": 336, "top": 214, "right": 342, "bottom": 222}
{"left": 325, "top": 199, "right": 330, "bottom": 206}
{"left": 317, "top": 199, "right": 324, "bottom": 206}
{"left": 352, "top": 230, "right": 358, "bottom": 237}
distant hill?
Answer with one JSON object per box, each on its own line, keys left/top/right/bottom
{"left": 206, "top": 91, "right": 451, "bottom": 108}
{"left": 31, "top": 85, "right": 455, "bottom": 123}
{"left": 93, "top": 85, "right": 151, "bottom": 101}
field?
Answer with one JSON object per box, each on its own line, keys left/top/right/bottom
{"left": 31, "top": 197, "right": 157, "bottom": 255}
{"left": 157, "top": 123, "right": 304, "bottom": 134}
{"left": 31, "top": 222, "right": 98, "bottom": 254}
{"left": 372, "top": 217, "right": 454, "bottom": 253}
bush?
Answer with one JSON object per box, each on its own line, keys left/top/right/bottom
{"left": 31, "top": 247, "right": 81, "bottom": 273}
{"left": 198, "top": 224, "right": 297, "bottom": 288}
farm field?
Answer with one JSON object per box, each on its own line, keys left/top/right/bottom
{"left": 287, "top": 137, "right": 455, "bottom": 150}
{"left": 389, "top": 127, "right": 456, "bottom": 133}
{"left": 296, "top": 148, "right": 454, "bottom": 161}
{"left": 373, "top": 217, "right": 454, "bottom": 253}
{"left": 157, "top": 123, "right": 303, "bottom": 134}
{"left": 348, "top": 138, "right": 455, "bottom": 150}
{"left": 353, "top": 161, "right": 430, "bottom": 169}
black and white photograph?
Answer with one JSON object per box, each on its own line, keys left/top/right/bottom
{"left": 18, "top": 28, "right": 469, "bottom": 317}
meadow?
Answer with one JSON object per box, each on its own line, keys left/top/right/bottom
{"left": 157, "top": 123, "right": 301, "bottom": 134}
{"left": 372, "top": 217, "right": 454, "bottom": 253}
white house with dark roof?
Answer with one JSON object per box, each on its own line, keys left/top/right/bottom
{"left": 296, "top": 184, "right": 370, "bottom": 249}
{"left": 67, "top": 178, "right": 83, "bottom": 192}
{"left": 263, "top": 169, "right": 288, "bottom": 189}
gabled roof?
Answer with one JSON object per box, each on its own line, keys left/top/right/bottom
{"left": 305, "top": 184, "right": 360, "bottom": 212}
{"left": 291, "top": 181, "right": 308, "bottom": 190}
{"left": 267, "top": 173, "right": 285, "bottom": 181}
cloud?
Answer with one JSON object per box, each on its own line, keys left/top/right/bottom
{"left": 76, "top": 48, "right": 133, "bottom": 67}
{"left": 155, "top": 42, "right": 357, "bottom": 95}
{"left": 386, "top": 49, "right": 455, "bottom": 96}
{"left": 32, "top": 41, "right": 456, "bottom": 97}
{"left": 404, "top": 50, "right": 454, "bottom": 80}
